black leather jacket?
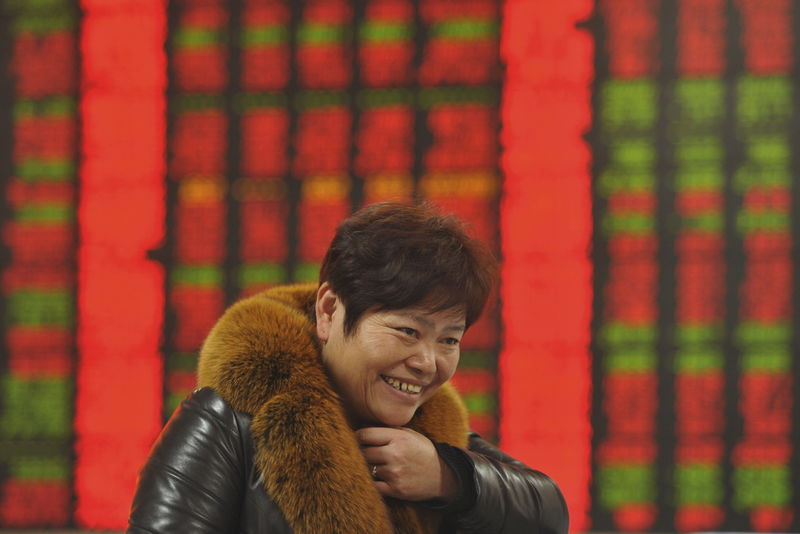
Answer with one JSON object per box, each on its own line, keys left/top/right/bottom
{"left": 128, "top": 388, "right": 568, "bottom": 534}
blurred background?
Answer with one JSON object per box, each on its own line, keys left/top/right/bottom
{"left": 0, "top": 0, "right": 797, "bottom": 532}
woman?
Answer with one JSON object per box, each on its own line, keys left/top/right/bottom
{"left": 128, "top": 203, "right": 568, "bottom": 534}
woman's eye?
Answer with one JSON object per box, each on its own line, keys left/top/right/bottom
{"left": 443, "top": 338, "right": 460, "bottom": 346}
{"left": 397, "top": 327, "right": 417, "bottom": 337}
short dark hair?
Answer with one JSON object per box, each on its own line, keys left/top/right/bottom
{"left": 319, "top": 202, "right": 498, "bottom": 335}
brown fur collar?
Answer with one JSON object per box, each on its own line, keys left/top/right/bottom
{"left": 197, "top": 284, "right": 469, "bottom": 534}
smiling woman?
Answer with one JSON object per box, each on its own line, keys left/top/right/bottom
{"left": 127, "top": 202, "right": 569, "bottom": 534}
{"left": 317, "top": 292, "right": 464, "bottom": 428}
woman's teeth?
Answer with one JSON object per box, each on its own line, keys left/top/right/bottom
{"left": 382, "top": 375, "right": 422, "bottom": 394}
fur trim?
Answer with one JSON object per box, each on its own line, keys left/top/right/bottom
{"left": 197, "top": 284, "right": 469, "bottom": 534}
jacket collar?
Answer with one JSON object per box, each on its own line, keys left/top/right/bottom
{"left": 197, "top": 284, "right": 470, "bottom": 534}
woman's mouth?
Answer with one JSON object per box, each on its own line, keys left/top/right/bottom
{"left": 381, "top": 375, "right": 422, "bottom": 394}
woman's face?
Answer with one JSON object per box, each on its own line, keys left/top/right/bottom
{"left": 316, "top": 283, "right": 465, "bottom": 427}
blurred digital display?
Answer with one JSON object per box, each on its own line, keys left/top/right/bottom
{"left": 591, "top": 0, "right": 796, "bottom": 531}
{"left": 16, "top": 0, "right": 800, "bottom": 529}
{"left": 0, "top": 0, "right": 77, "bottom": 526}
{"left": 162, "top": 0, "right": 502, "bottom": 439}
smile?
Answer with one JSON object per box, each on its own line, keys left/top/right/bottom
{"left": 381, "top": 375, "right": 422, "bottom": 394}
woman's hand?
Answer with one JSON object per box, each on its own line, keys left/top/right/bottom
{"left": 356, "top": 427, "right": 458, "bottom": 502}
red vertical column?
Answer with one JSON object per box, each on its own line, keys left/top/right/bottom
{"left": 500, "top": 1, "right": 593, "bottom": 531}
{"left": 76, "top": 0, "right": 166, "bottom": 527}
{"left": 356, "top": 0, "right": 415, "bottom": 205}
{"left": 672, "top": 1, "right": 727, "bottom": 531}
{"left": 236, "top": 1, "right": 292, "bottom": 296}
{"left": 592, "top": 1, "right": 662, "bottom": 530}
{"left": 732, "top": 0, "right": 794, "bottom": 530}
{"left": 1, "top": 1, "right": 78, "bottom": 527}
{"left": 418, "top": 0, "right": 501, "bottom": 440}
{"left": 164, "top": 0, "right": 230, "bottom": 415}
{"left": 293, "top": 0, "right": 352, "bottom": 282}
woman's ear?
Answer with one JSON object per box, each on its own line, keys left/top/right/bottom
{"left": 315, "top": 281, "right": 337, "bottom": 343}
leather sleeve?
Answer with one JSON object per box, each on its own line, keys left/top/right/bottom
{"left": 456, "top": 432, "right": 569, "bottom": 534}
{"left": 127, "top": 388, "right": 246, "bottom": 533}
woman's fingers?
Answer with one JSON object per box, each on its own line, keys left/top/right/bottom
{"left": 355, "top": 426, "right": 447, "bottom": 501}
{"left": 354, "top": 426, "right": 395, "bottom": 446}
{"left": 361, "top": 445, "right": 387, "bottom": 465}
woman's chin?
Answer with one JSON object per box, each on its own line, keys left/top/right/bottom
{"left": 364, "top": 382, "right": 424, "bottom": 426}
{"left": 374, "top": 408, "right": 415, "bottom": 427}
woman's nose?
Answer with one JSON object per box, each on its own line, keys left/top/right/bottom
{"left": 406, "top": 343, "right": 436, "bottom": 376}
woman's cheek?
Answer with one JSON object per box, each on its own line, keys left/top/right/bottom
{"left": 440, "top": 352, "right": 459, "bottom": 380}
